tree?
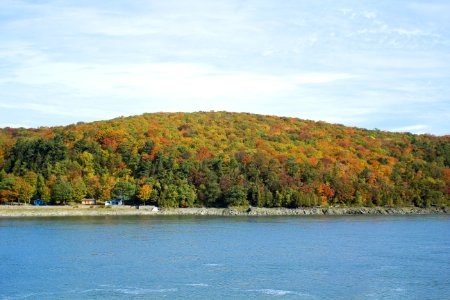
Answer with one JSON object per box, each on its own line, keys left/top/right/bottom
{"left": 79, "top": 151, "right": 95, "bottom": 176}
{"left": 0, "top": 175, "right": 17, "bottom": 204}
{"left": 36, "top": 174, "right": 46, "bottom": 199}
{"left": 13, "top": 177, "right": 34, "bottom": 204}
{"left": 23, "top": 171, "right": 38, "bottom": 195}
{"left": 52, "top": 179, "right": 73, "bottom": 205}
{"left": 157, "top": 184, "right": 179, "bottom": 208}
{"left": 112, "top": 181, "right": 136, "bottom": 201}
{"left": 137, "top": 184, "right": 152, "bottom": 205}
{"left": 198, "top": 180, "right": 221, "bottom": 207}
{"left": 84, "top": 175, "right": 104, "bottom": 200}
{"left": 71, "top": 177, "right": 87, "bottom": 202}
{"left": 177, "top": 181, "right": 197, "bottom": 207}
{"left": 224, "top": 185, "right": 248, "bottom": 207}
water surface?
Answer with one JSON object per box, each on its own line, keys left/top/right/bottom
{"left": 1, "top": 215, "right": 449, "bottom": 299}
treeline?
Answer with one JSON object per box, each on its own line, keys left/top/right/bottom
{"left": 0, "top": 112, "right": 449, "bottom": 208}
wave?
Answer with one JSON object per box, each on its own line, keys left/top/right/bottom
{"left": 365, "top": 287, "right": 407, "bottom": 298}
{"left": 186, "top": 283, "right": 209, "bottom": 287}
{"left": 1, "top": 292, "right": 40, "bottom": 299}
{"left": 248, "top": 289, "right": 314, "bottom": 298}
{"left": 0, "top": 291, "right": 60, "bottom": 299}
{"left": 77, "top": 286, "right": 178, "bottom": 295}
{"left": 113, "top": 288, "right": 178, "bottom": 295}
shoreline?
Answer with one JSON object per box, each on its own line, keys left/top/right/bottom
{"left": 0, "top": 205, "right": 448, "bottom": 218}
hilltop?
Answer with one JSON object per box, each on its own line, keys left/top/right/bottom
{"left": 0, "top": 112, "right": 449, "bottom": 208}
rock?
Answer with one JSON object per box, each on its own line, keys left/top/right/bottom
{"left": 222, "top": 208, "right": 240, "bottom": 216}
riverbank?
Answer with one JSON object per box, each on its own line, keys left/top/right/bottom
{"left": 0, "top": 205, "right": 448, "bottom": 218}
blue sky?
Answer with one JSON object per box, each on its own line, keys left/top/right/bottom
{"left": 0, "top": 0, "right": 449, "bottom": 135}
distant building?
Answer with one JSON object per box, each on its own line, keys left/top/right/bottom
{"left": 81, "top": 199, "right": 96, "bottom": 205}
{"left": 33, "top": 199, "right": 46, "bottom": 206}
{"left": 105, "top": 199, "right": 123, "bottom": 206}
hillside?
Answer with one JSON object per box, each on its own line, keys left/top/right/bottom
{"left": 0, "top": 111, "right": 449, "bottom": 208}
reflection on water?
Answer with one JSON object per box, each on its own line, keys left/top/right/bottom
{"left": 1, "top": 215, "right": 449, "bottom": 299}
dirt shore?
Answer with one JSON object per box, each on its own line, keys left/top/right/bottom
{"left": 0, "top": 205, "right": 448, "bottom": 218}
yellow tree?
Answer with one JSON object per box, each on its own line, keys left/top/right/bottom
{"left": 137, "top": 184, "right": 152, "bottom": 205}
{"left": 79, "top": 151, "right": 95, "bottom": 176}
{"left": 13, "top": 177, "right": 35, "bottom": 204}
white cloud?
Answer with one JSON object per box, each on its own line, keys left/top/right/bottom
{"left": 3, "top": 57, "right": 356, "bottom": 100}
{"left": 292, "top": 73, "right": 355, "bottom": 84}
{"left": 0, "top": 0, "right": 449, "bottom": 134}
{"left": 408, "top": 2, "right": 450, "bottom": 19}
{"left": 391, "top": 124, "right": 430, "bottom": 134}
{"left": 0, "top": 122, "right": 31, "bottom": 128}
{"left": 0, "top": 101, "right": 116, "bottom": 119}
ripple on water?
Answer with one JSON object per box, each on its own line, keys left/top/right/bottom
{"left": 247, "top": 289, "right": 316, "bottom": 298}
{"left": 112, "top": 287, "right": 178, "bottom": 295}
{"left": 186, "top": 283, "right": 209, "bottom": 287}
{"left": 77, "top": 286, "right": 178, "bottom": 296}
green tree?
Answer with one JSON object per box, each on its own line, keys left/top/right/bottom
{"left": 224, "top": 185, "right": 248, "bottom": 207}
{"left": 71, "top": 177, "right": 87, "bottom": 202}
{"left": 112, "top": 181, "right": 136, "bottom": 201}
{"left": 51, "top": 179, "right": 73, "bottom": 205}
{"left": 177, "top": 181, "right": 197, "bottom": 207}
{"left": 36, "top": 174, "right": 46, "bottom": 199}
{"left": 157, "top": 184, "right": 179, "bottom": 208}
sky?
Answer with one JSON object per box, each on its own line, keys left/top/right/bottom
{"left": 0, "top": 0, "right": 449, "bottom": 135}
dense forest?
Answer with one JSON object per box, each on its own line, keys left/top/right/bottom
{"left": 0, "top": 112, "right": 449, "bottom": 208}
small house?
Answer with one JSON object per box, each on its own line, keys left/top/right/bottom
{"left": 105, "top": 199, "right": 119, "bottom": 206}
{"left": 33, "top": 199, "right": 46, "bottom": 206}
{"left": 105, "top": 199, "right": 124, "bottom": 206}
{"left": 81, "top": 198, "right": 96, "bottom": 205}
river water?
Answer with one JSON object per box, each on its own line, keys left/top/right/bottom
{"left": 1, "top": 215, "right": 449, "bottom": 299}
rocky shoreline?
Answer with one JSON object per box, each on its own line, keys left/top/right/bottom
{"left": 0, "top": 205, "right": 448, "bottom": 218}
{"left": 161, "top": 206, "right": 450, "bottom": 216}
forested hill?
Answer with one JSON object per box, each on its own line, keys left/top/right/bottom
{"left": 0, "top": 112, "right": 449, "bottom": 208}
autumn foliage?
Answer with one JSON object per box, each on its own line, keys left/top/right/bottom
{"left": 0, "top": 112, "right": 448, "bottom": 208}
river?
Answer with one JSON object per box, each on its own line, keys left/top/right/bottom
{"left": 1, "top": 215, "right": 449, "bottom": 299}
